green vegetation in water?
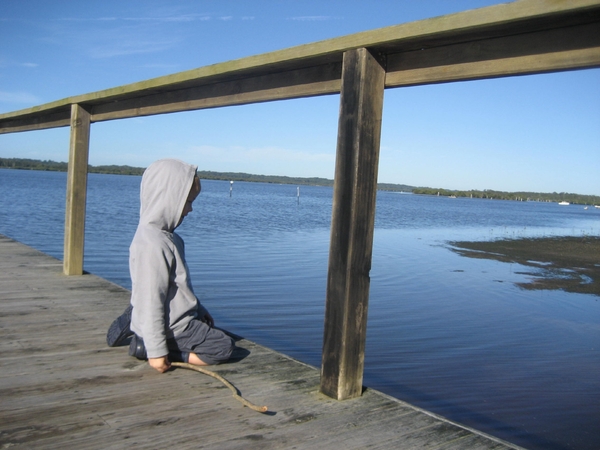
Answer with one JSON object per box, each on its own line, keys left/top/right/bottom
{"left": 449, "top": 236, "right": 600, "bottom": 297}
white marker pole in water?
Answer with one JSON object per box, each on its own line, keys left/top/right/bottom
{"left": 297, "top": 186, "right": 300, "bottom": 204}
{"left": 230, "top": 180, "right": 233, "bottom": 197}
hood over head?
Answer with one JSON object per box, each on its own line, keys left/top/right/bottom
{"left": 139, "top": 159, "right": 198, "bottom": 231}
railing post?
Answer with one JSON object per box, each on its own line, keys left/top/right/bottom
{"left": 320, "top": 48, "right": 385, "bottom": 400}
{"left": 63, "top": 104, "right": 91, "bottom": 276}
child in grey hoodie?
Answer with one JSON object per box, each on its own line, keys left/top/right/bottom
{"left": 108, "top": 158, "right": 234, "bottom": 373}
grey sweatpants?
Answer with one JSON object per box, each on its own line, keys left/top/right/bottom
{"left": 167, "top": 319, "right": 234, "bottom": 365}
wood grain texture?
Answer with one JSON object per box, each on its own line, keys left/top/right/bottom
{"left": 1, "top": 0, "right": 598, "bottom": 132}
{"left": 320, "top": 48, "right": 385, "bottom": 401}
{"left": 63, "top": 104, "right": 90, "bottom": 276}
{"left": 385, "top": 19, "right": 600, "bottom": 87}
{"left": 90, "top": 63, "right": 342, "bottom": 121}
{"left": 0, "top": 234, "right": 525, "bottom": 449}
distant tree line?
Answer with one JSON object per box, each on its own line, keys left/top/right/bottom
{"left": 0, "top": 157, "right": 413, "bottom": 191}
{"left": 0, "top": 158, "right": 145, "bottom": 176}
{"left": 413, "top": 187, "right": 600, "bottom": 206}
{"left": 197, "top": 172, "right": 415, "bottom": 192}
{"left": 1, "top": 158, "right": 69, "bottom": 172}
{"left": 2, "top": 157, "right": 597, "bottom": 204}
{"left": 377, "top": 182, "right": 415, "bottom": 192}
{"left": 197, "top": 170, "right": 335, "bottom": 187}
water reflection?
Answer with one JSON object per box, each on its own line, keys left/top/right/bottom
{"left": 449, "top": 236, "right": 600, "bottom": 296}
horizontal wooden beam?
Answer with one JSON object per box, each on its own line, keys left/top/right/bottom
{"left": 0, "top": 0, "right": 599, "bottom": 133}
{"left": 90, "top": 62, "right": 342, "bottom": 121}
{"left": 385, "top": 18, "right": 600, "bottom": 87}
{"left": 0, "top": 109, "right": 71, "bottom": 134}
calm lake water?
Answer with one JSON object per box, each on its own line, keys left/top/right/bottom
{"left": 1, "top": 168, "right": 599, "bottom": 450}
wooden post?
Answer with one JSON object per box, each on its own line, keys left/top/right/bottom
{"left": 63, "top": 104, "right": 91, "bottom": 276}
{"left": 320, "top": 48, "right": 385, "bottom": 400}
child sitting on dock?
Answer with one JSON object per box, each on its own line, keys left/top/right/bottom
{"left": 107, "top": 158, "right": 234, "bottom": 372}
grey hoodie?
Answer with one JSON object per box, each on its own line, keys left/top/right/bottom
{"left": 129, "top": 159, "right": 207, "bottom": 358}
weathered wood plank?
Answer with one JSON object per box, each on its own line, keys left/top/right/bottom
{"left": 385, "top": 19, "right": 600, "bottom": 87}
{"left": 0, "top": 234, "right": 524, "bottom": 449}
{"left": 90, "top": 62, "right": 342, "bottom": 121}
{"left": 63, "top": 104, "right": 90, "bottom": 276}
{"left": 320, "top": 48, "right": 385, "bottom": 401}
{"left": 0, "top": 109, "right": 71, "bottom": 133}
{"left": 1, "top": 0, "right": 598, "bottom": 132}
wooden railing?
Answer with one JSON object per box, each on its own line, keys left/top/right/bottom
{"left": 1, "top": 0, "right": 599, "bottom": 401}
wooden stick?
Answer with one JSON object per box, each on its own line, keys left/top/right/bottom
{"left": 171, "top": 362, "right": 268, "bottom": 413}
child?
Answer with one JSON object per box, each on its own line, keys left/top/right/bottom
{"left": 107, "top": 158, "right": 234, "bottom": 372}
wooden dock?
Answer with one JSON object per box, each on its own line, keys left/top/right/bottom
{"left": 0, "top": 234, "right": 523, "bottom": 449}
{"left": 2, "top": 0, "right": 599, "bottom": 406}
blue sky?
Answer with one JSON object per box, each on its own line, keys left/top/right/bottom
{"left": 1, "top": 0, "right": 599, "bottom": 195}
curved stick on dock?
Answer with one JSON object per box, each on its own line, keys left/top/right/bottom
{"left": 171, "top": 361, "right": 268, "bottom": 413}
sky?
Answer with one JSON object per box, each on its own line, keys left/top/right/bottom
{"left": 1, "top": 0, "right": 599, "bottom": 195}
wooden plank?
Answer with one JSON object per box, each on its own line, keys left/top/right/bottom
{"left": 63, "top": 104, "right": 90, "bottom": 276}
{"left": 90, "top": 62, "right": 342, "bottom": 122}
{"left": 385, "top": 19, "right": 600, "bottom": 87}
{"left": 320, "top": 48, "right": 385, "bottom": 401}
{"left": 1, "top": 0, "right": 599, "bottom": 132}
{"left": 388, "top": 46, "right": 600, "bottom": 88}
{"left": 0, "top": 234, "right": 525, "bottom": 449}
{"left": 0, "top": 109, "right": 71, "bottom": 134}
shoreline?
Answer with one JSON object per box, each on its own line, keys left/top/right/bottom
{"left": 2, "top": 159, "right": 599, "bottom": 204}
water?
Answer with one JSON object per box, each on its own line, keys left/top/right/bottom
{"left": 1, "top": 168, "right": 599, "bottom": 450}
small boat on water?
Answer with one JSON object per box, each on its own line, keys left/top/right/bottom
{"left": 558, "top": 201, "right": 570, "bottom": 206}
